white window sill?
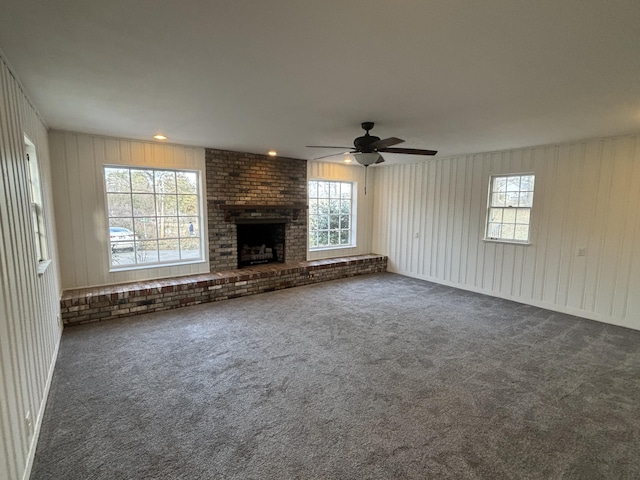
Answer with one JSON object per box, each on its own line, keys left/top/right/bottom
{"left": 309, "top": 245, "right": 356, "bottom": 252}
{"left": 483, "top": 238, "right": 532, "bottom": 246}
{"left": 37, "top": 259, "right": 52, "bottom": 276}
{"left": 109, "top": 258, "right": 207, "bottom": 273}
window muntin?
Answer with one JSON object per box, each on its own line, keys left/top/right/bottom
{"left": 104, "top": 166, "right": 203, "bottom": 269}
{"left": 308, "top": 180, "right": 354, "bottom": 250}
{"left": 486, "top": 174, "right": 535, "bottom": 243}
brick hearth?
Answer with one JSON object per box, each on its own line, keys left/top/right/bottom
{"left": 60, "top": 255, "right": 388, "bottom": 326}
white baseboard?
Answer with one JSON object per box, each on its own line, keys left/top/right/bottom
{"left": 22, "top": 334, "right": 61, "bottom": 480}
{"left": 389, "top": 268, "right": 637, "bottom": 331}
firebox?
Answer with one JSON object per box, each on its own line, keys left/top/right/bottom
{"left": 236, "top": 220, "right": 285, "bottom": 267}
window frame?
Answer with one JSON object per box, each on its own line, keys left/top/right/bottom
{"left": 24, "top": 135, "right": 48, "bottom": 267}
{"left": 484, "top": 173, "right": 535, "bottom": 245}
{"left": 103, "top": 165, "right": 206, "bottom": 271}
{"left": 308, "top": 179, "right": 356, "bottom": 251}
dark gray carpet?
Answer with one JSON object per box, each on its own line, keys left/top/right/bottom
{"left": 31, "top": 273, "right": 640, "bottom": 479}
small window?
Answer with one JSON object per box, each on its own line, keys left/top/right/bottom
{"left": 308, "top": 180, "right": 355, "bottom": 250}
{"left": 25, "top": 136, "right": 47, "bottom": 263}
{"left": 485, "top": 174, "right": 535, "bottom": 243}
{"left": 104, "top": 166, "right": 204, "bottom": 270}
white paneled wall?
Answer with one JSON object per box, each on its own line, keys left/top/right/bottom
{"left": 49, "top": 131, "right": 208, "bottom": 289}
{"left": 307, "top": 161, "right": 375, "bottom": 260}
{"left": 0, "top": 54, "right": 62, "bottom": 480}
{"left": 373, "top": 136, "right": 640, "bottom": 330}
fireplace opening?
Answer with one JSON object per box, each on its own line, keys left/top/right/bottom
{"left": 236, "top": 221, "right": 285, "bottom": 268}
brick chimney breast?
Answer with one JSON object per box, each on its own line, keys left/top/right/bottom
{"left": 205, "top": 149, "right": 308, "bottom": 272}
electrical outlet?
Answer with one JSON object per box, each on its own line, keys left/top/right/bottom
{"left": 414, "top": 232, "right": 419, "bottom": 239}
{"left": 25, "top": 411, "right": 33, "bottom": 437}
{"left": 577, "top": 248, "right": 587, "bottom": 257}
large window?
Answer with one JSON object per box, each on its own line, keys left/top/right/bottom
{"left": 486, "top": 174, "right": 535, "bottom": 243}
{"left": 308, "top": 180, "right": 355, "bottom": 250}
{"left": 104, "top": 166, "right": 203, "bottom": 269}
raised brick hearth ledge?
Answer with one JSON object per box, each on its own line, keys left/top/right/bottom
{"left": 61, "top": 254, "right": 387, "bottom": 326}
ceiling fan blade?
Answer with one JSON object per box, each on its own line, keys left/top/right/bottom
{"left": 311, "top": 151, "right": 352, "bottom": 161}
{"left": 306, "top": 145, "right": 352, "bottom": 149}
{"left": 375, "top": 156, "right": 385, "bottom": 164}
{"left": 370, "top": 137, "right": 404, "bottom": 150}
{"left": 379, "top": 147, "right": 438, "bottom": 156}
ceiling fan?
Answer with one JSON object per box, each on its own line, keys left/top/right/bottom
{"left": 307, "top": 122, "right": 437, "bottom": 166}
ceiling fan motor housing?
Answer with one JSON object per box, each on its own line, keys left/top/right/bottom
{"left": 354, "top": 134, "right": 381, "bottom": 152}
{"left": 354, "top": 121, "right": 379, "bottom": 152}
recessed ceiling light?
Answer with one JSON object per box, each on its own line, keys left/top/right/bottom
{"left": 267, "top": 150, "right": 277, "bottom": 157}
{"left": 153, "top": 134, "right": 167, "bottom": 140}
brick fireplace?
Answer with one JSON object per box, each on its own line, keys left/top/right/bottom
{"left": 60, "top": 149, "right": 387, "bottom": 325}
{"left": 205, "top": 149, "right": 308, "bottom": 271}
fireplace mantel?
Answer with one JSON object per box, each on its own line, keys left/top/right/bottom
{"left": 218, "top": 203, "right": 307, "bottom": 222}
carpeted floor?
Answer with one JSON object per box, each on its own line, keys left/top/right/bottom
{"left": 31, "top": 273, "right": 640, "bottom": 479}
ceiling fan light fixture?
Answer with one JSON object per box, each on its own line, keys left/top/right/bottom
{"left": 353, "top": 152, "right": 382, "bottom": 167}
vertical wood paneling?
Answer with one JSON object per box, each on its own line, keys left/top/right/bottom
{"left": 533, "top": 147, "right": 553, "bottom": 303}
{"left": 78, "top": 135, "right": 98, "bottom": 287}
{"left": 551, "top": 144, "right": 572, "bottom": 306}
{"left": 49, "top": 131, "right": 207, "bottom": 289}
{"left": 377, "top": 167, "right": 390, "bottom": 265}
{"left": 392, "top": 167, "right": 402, "bottom": 271}
{"left": 392, "top": 167, "right": 401, "bottom": 270}
{"left": 91, "top": 136, "right": 108, "bottom": 282}
{"left": 399, "top": 166, "right": 410, "bottom": 271}
{"left": 451, "top": 158, "right": 464, "bottom": 283}
{"left": 625, "top": 139, "right": 640, "bottom": 318}
{"left": 0, "top": 55, "right": 22, "bottom": 480}
{"left": 412, "top": 163, "right": 423, "bottom": 276}
{"left": 1, "top": 53, "right": 62, "bottom": 480}
{"left": 464, "top": 156, "right": 480, "bottom": 285}
{"left": 428, "top": 161, "right": 438, "bottom": 276}
{"left": 373, "top": 135, "right": 640, "bottom": 330}
{"left": 585, "top": 140, "right": 610, "bottom": 314}
{"left": 417, "top": 163, "right": 428, "bottom": 275}
{"left": 597, "top": 138, "right": 631, "bottom": 317}
{"left": 616, "top": 137, "right": 640, "bottom": 319}
{"left": 306, "top": 162, "right": 375, "bottom": 260}
{"left": 69, "top": 134, "right": 90, "bottom": 287}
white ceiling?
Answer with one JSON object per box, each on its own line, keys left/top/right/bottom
{"left": 1, "top": 0, "right": 639, "bottom": 163}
